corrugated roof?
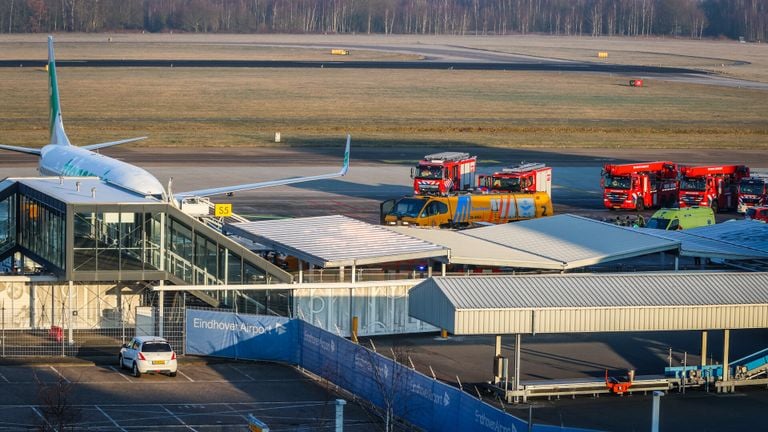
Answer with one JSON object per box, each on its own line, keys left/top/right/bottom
{"left": 409, "top": 272, "right": 768, "bottom": 335}
{"left": 13, "top": 177, "right": 153, "bottom": 204}
{"left": 385, "top": 226, "right": 564, "bottom": 269}
{"left": 422, "top": 272, "right": 768, "bottom": 309}
{"left": 638, "top": 224, "right": 768, "bottom": 260}
{"left": 226, "top": 215, "right": 449, "bottom": 268}
{"left": 461, "top": 214, "right": 680, "bottom": 269}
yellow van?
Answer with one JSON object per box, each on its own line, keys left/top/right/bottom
{"left": 644, "top": 207, "right": 715, "bottom": 230}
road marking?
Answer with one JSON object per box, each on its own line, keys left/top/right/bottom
{"left": 109, "top": 366, "right": 133, "bottom": 382}
{"left": 178, "top": 370, "right": 194, "bottom": 382}
{"left": 49, "top": 366, "right": 70, "bottom": 383}
{"left": 163, "top": 405, "right": 198, "bottom": 431}
{"left": 227, "top": 364, "right": 254, "bottom": 380}
{"left": 31, "top": 406, "right": 52, "bottom": 430}
{"left": 0, "top": 372, "right": 9, "bottom": 383}
{"left": 96, "top": 405, "right": 127, "bottom": 432}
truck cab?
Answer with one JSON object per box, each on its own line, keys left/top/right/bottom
{"left": 644, "top": 207, "right": 715, "bottom": 230}
{"left": 746, "top": 206, "right": 768, "bottom": 223}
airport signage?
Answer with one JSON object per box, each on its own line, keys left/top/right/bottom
{"left": 185, "top": 309, "right": 298, "bottom": 362}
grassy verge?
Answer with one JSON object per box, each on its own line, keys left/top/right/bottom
{"left": 1, "top": 66, "right": 766, "bottom": 149}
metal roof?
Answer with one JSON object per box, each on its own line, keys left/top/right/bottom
{"left": 410, "top": 272, "right": 768, "bottom": 335}
{"left": 226, "top": 215, "right": 449, "bottom": 268}
{"left": 460, "top": 214, "right": 680, "bottom": 269}
{"left": 7, "top": 177, "right": 155, "bottom": 204}
{"left": 385, "top": 226, "right": 564, "bottom": 269}
{"left": 638, "top": 222, "right": 768, "bottom": 260}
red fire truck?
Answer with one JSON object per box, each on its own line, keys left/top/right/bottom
{"left": 411, "top": 152, "right": 477, "bottom": 195}
{"left": 601, "top": 161, "right": 678, "bottom": 210}
{"left": 478, "top": 162, "right": 552, "bottom": 197}
{"left": 678, "top": 165, "right": 749, "bottom": 212}
{"left": 737, "top": 173, "right": 768, "bottom": 213}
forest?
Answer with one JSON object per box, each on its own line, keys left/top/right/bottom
{"left": 0, "top": 0, "right": 766, "bottom": 42}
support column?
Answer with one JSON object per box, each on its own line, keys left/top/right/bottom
{"left": 514, "top": 334, "right": 522, "bottom": 401}
{"left": 441, "top": 262, "right": 446, "bottom": 277}
{"left": 351, "top": 264, "right": 356, "bottom": 283}
{"left": 674, "top": 256, "right": 679, "bottom": 271}
{"left": 298, "top": 259, "right": 304, "bottom": 284}
{"left": 494, "top": 335, "right": 503, "bottom": 384}
{"left": 67, "top": 281, "right": 74, "bottom": 344}
{"left": 722, "top": 329, "right": 730, "bottom": 384}
{"left": 701, "top": 330, "right": 708, "bottom": 366}
{"left": 339, "top": 266, "right": 345, "bottom": 282}
{"left": 158, "top": 281, "right": 164, "bottom": 337}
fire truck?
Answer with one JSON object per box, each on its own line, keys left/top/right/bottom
{"left": 601, "top": 161, "right": 678, "bottom": 210}
{"left": 478, "top": 162, "right": 552, "bottom": 197}
{"left": 411, "top": 152, "right": 477, "bottom": 195}
{"left": 737, "top": 173, "right": 768, "bottom": 213}
{"left": 678, "top": 165, "right": 749, "bottom": 212}
{"left": 381, "top": 192, "right": 552, "bottom": 228}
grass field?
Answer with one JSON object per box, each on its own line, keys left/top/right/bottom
{"left": 0, "top": 34, "right": 766, "bottom": 149}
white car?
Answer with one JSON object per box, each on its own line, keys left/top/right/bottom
{"left": 119, "top": 336, "right": 178, "bottom": 378}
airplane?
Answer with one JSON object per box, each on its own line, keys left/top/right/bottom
{"left": 0, "top": 36, "right": 350, "bottom": 206}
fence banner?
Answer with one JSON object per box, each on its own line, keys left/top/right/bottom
{"left": 298, "top": 321, "right": 531, "bottom": 432}
{"left": 185, "top": 309, "right": 297, "bottom": 363}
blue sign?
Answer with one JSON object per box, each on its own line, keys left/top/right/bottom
{"left": 185, "top": 309, "right": 298, "bottom": 363}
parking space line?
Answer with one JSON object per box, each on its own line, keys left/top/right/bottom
{"left": 109, "top": 366, "right": 133, "bottom": 382}
{"left": 177, "top": 370, "right": 194, "bottom": 382}
{"left": 163, "top": 405, "right": 198, "bottom": 431}
{"left": 96, "top": 405, "right": 127, "bottom": 432}
{"left": 31, "top": 406, "right": 52, "bottom": 430}
{"left": 49, "top": 366, "right": 70, "bottom": 383}
{"left": 0, "top": 372, "right": 9, "bottom": 383}
{"left": 227, "top": 364, "right": 254, "bottom": 380}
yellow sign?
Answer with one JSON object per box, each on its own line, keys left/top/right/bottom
{"left": 214, "top": 204, "right": 233, "bottom": 217}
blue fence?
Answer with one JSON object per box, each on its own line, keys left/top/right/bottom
{"left": 186, "top": 309, "right": 593, "bottom": 432}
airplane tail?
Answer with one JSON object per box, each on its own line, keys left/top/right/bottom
{"left": 48, "top": 36, "right": 71, "bottom": 146}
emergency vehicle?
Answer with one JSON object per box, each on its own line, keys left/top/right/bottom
{"left": 678, "top": 165, "right": 749, "bottom": 212}
{"left": 411, "top": 152, "right": 477, "bottom": 195}
{"left": 737, "top": 173, "right": 768, "bottom": 213}
{"left": 478, "top": 162, "right": 552, "bottom": 197}
{"left": 601, "top": 161, "right": 678, "bottom": 210}
{"left": 381, "top": 192, "right": 552, "bottom": 228}
{"left": 746, "top": 207, "right": 768, "bottom": 223}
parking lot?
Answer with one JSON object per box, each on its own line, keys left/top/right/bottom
{"left": 0, "top": 360, "right": 380, "bottom": 431}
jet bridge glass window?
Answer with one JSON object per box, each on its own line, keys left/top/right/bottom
{"left": 167, "top": 217, "right": 193, "bottom": 283}
{"left": 18, "top": 195, "right": 64, "bottom": 270}
{"left": 0, "top": 194, "right": 16, "bottom": 259}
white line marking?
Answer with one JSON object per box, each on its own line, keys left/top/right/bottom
{"left": 177, "top": 370, "right": 194, "bottom": 382}
{"left": 30, "top": 406, "right": 52, "bottom": 430}
{"left": 0, "top": 372, "right": 9, "bottom": 383}
{"left": 109, "top": 366, "right": 133, "bottom": 382}
{"left": 163, "top": 405, "right": 198, "bottom": 431}
{"left": 227, "top": 364, "right": 254, "bottom": 380}
{"left": 96, "top": 405, "right": 127, "bottom": 432}
{"left": 49, "top": 366, "right": 70, "bottom": 383}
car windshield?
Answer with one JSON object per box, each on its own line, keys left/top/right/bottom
{"left": 680, "top": 178, "right": 706, "bottom": 191}
{"left": 604, "top": 175, "right": 631, "bottom": 190}
{"left": 740, "top": 181, "right": 765, "bottom": 195}
{"left": 492, "top": 177, "right": 521, "bottom": 191}
{"left": 644, "top": 218, "right": 670, "bottom": 230}
{"left": 415, "top": 165, "right": 443, "bottom": 180}
{"left": 388, "top": 198, "right": 426, "bottom": 218}
{"left": 142, "top": 342, "right": 172, "bottom": 352}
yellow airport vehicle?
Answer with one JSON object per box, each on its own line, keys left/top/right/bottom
{"left": 644, "top": 206, "right": 715, "bottom": 230}
{"left": 381, "top": 192, "right": 552, "bottom": 228}
{"left": 331, "top": 49, "right": 350, "bottom": 55}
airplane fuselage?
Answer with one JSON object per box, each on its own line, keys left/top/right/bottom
{"left": 39, "top": 144, "right": 165, "bottom": 197}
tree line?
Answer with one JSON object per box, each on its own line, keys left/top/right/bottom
{"left": 1, "top": 0, "right": 766, "bottom": 41}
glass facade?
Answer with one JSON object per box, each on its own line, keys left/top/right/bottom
{"left": 0, "top": 194, "right": 15, "bottom": 257}
{"left": 73, "top": 211, "right": 162, "bottom": 273}
{"left": 17, "top": 193, "right": 66, "bottom": 269}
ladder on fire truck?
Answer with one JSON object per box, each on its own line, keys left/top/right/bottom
{"left": 424, "top": 152, "right": 471, "bottom": 162}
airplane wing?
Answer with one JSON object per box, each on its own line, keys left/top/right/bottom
{"left": 81, "top": 136, "right": 148, "bottom": 152}
{"left": 175, "top": 134, "right": 351, "bottom": 199}
{"left": 0, "top": 144, "right": 42, "bottom": 155}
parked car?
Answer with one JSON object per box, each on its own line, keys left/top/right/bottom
{"left": 746, "top": 206, "right": 768, "bottom": 223}
{"left": 119, "top": 336, "right": 177, "bottom": 378}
